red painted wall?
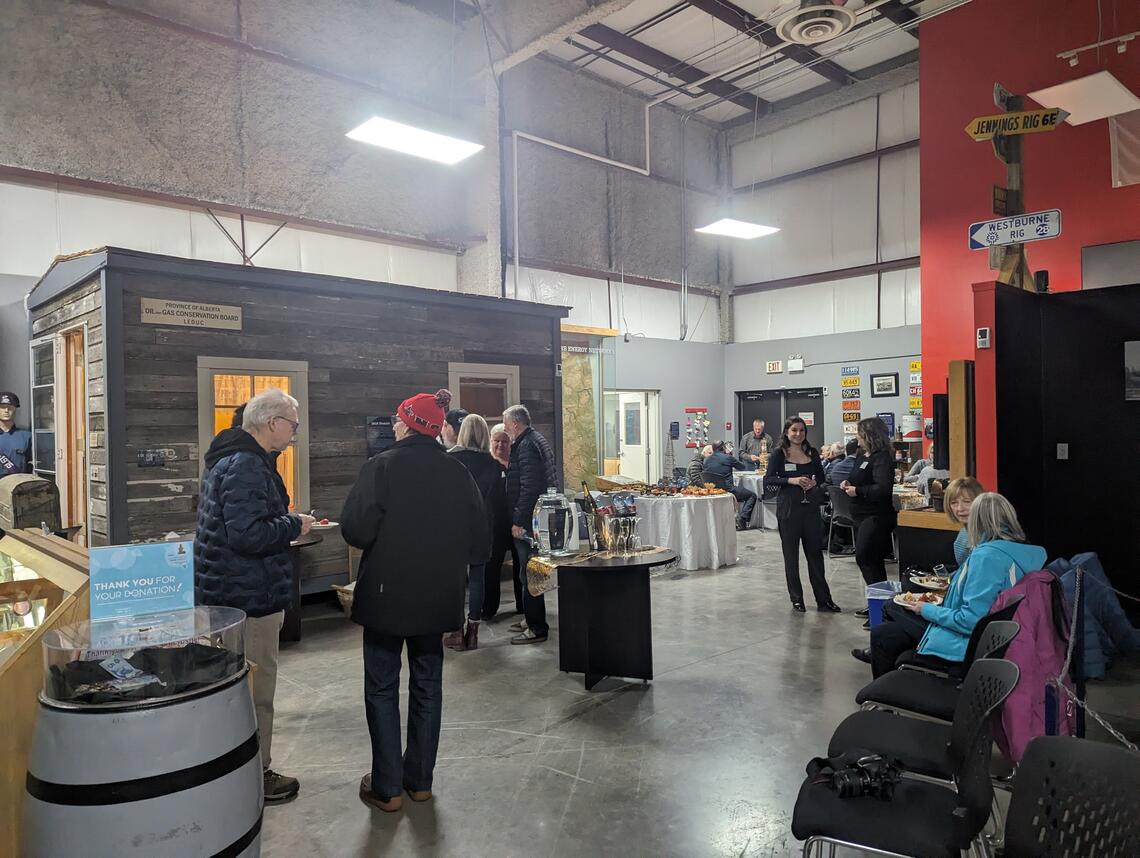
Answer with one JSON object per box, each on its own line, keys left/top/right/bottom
{"left": 919, "top": 0, "right": 1140, "bottom": 427}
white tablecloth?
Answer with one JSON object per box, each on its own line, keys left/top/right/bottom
{"left": 636, "top": 494, "right": 738, "bottom": 571}
{"left": 734, "top": 472, "right": 778, "bottom": 530}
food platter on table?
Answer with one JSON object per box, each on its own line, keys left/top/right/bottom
{"left": 636, "top": 483, "right": 727, "bottom": 498}
{"left": 910, "top": 575, "right": 950, "bottom": 591}
{"left": 894, "top": 591, "right": 943, "bottom": 607}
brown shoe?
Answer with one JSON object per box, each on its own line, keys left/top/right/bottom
{"left": 442, "top": 628, "right": 465, "bottom": 650}
{"left": 463, "top": 620, "right": 479, "bottom": 650}
{"left": 405, "top": 786, "right": 433, "bottom": 802}
{"left": 359, "top": 774, "right": 402, "bottom": 812}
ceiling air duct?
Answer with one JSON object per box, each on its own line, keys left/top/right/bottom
{"left": 775, "top": 0, "right": 857, "bottom": 45}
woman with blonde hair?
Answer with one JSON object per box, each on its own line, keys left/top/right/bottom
{"left": 860, "top": 492, "right": 1045, "bottom": 676}
{"left": 943, "top": 476, "right": 985, "bottom": 566}
{"left": 445, "top": 413, "right": 504, "bottom": 650}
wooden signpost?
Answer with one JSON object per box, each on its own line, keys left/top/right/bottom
{"left": 963, "top": 85, "right": 1068, "bottom": 292}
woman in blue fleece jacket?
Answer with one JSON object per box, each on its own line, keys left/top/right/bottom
{"left": 902, "top": 492, "right": 1045, "bottom": 663}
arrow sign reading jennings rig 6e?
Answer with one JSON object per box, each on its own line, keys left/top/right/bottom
{"left": 964, "top": 107, "right": 1068, "bottom": 141}
{"left": 969, "top": 209, "right": 1061, "bottom": 250}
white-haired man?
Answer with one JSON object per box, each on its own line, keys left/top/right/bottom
{"left": 502, "top": 404, "right": 558, "bottom": 644}
{"left": 195, "top": 387, "right": 314, "bottom": 803}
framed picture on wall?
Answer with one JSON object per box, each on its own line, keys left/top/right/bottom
{"left": 870, "top": 372, "right": 899, "bottom": 398}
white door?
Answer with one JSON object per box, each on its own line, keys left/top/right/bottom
{"left": 618, "top": 392, "right": 649, "bottom": 482}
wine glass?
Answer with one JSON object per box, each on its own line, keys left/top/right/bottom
{"left": 800, "top": 476, "right": 814, "bottom": 504}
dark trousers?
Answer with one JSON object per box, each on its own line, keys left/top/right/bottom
{"left": 777, "top": 496, "right": 833, "bottom": 606}
{"left": 483, "top": 530, "right": 521, "bottom": 617}
{"left": 853, "top": 511, "right": 897, "bottom": 585}
{"left": 363, "top": 630, "right": 443, "bottom": 798}
{"left": 514, "top": 537, "right": 548, "bottom": 636}
{"left": 869, "top": 602, "right": 929, "bottom": 678}
{"left": 728, "top": 486, "right": 757, "bottom": 525}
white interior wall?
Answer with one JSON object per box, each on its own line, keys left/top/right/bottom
{"left": 517, "top": 266, "right": 721, "bottom": 343}
{"left": 733, "top": 268, "right": 920, "bottom": 343}
{"left": 0, "top": 178, "right": 459, "bottom": 290}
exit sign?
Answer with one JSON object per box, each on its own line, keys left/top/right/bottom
{"left": 766, "top": 360, "right": 783, "bottom": 373}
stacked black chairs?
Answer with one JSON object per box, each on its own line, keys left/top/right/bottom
{"left": 856, "top": 621, "right": 1020, "bottom": 723}
{"left": 792, "top": 659, "right": 1020, "bottom": 857}
{"left": 1003, "top": 736, "right": 1140, "bottom": 857}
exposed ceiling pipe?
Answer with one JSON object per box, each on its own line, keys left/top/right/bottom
{"left": 508, "top": 0, "right": 966, "bottom": 296}
{"left": 680, "top": 113, "right": 691, "bottom": 341}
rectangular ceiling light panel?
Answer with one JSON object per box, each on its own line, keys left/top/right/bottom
{"left": 1028, "top": 71, "right": 1140, "bottom": 126}
{"left": 695, "top": 218, "right": 781, "bottom": 239}
{"left": 346, "top": 116, "right": 484, "bottom": 164}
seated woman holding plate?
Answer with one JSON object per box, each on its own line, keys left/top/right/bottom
{"left": 855, "top": 492, "right": 1045, "bottom": 678}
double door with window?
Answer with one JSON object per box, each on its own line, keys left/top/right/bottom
{"left": 737, "top": 388, "right": 825, "bottom": 450}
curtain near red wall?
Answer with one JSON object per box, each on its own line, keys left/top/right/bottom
{"left": 919, "top": 0, "right": 1140, "bottom": 484}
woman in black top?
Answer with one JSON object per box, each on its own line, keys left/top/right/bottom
{"left": 765, "top": 417, "right": 840, "bottom": 613}
{"left": 840, "top": 416, "right": 897, "bottom": 589}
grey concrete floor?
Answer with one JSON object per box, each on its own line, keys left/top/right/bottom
{"left": 261, "top": 529, "right": 1140, "bottom": 857}
{"left": 263, "top": 529, "right": 875, "bottom": 857}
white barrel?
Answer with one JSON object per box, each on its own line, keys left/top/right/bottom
{"left": 899, "top": 414, "right": 923, "bottom": 440}
{"left": 23, "top": 668, "right": 262, "bottom": 857}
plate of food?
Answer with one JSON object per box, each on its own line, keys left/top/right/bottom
{"left": 894, "top": 591, "right": 943, "bottom": 607}
{"left": 910, "top": 575, "right": 951, "bottom": 591}
{"left": 311, "top": 518, "right": 339, "bottom": 530}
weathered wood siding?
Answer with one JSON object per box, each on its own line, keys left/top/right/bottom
{"left": 28, "top": 276, "right": 109, "bottom": 545}
{"left": 117, "top": 270, "right": 559, "bottom": 584}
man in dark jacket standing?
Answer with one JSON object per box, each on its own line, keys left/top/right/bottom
{"left": 195, "top": 387, "right": 313, "bottom": 803}
{"left": 502, "top": 403, "right": 558, "bottom": 645}
{"left": 341, "top": 389, "right": 488, "bottom": 813}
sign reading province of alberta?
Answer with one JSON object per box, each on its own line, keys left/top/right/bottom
{"left": 964, "top": 107, "right": 1068, "bottom": 141}
{"left": 141, "top": 298, "right": 242, "bottom": 330}
{"left": 969, "top": 209, "right": 1061, "bottom": 250}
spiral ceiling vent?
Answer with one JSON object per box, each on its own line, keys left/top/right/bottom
{"left": 774, "top": 1, "right": 857, "bottom": 45}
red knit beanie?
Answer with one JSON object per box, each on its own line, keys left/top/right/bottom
{"left": 397, "top": 389, "right": 452, "bottom": 436}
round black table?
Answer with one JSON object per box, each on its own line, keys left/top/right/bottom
{"left": 556, "top": 547, "right": 677, "bottom": 690}
{"left": 282, "top": 531, "right": 323, "bottom": 642}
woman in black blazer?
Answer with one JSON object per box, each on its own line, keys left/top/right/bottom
{"left": 840, "top": 416, "right": 897, "bottom": 590}
{"left": 765, "top": 416, "right": 840, "bottom": 613}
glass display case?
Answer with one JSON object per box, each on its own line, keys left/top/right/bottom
{"left": 0, "top": 528, "right": 89, "bottom": 858}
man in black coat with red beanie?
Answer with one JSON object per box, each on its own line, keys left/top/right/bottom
{"left": 340, "top": 388, "right": 488, "bottom": 813}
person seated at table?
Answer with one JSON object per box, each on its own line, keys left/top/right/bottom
{"left": 902, "top": 450, "right": 931, "bottom": 484}
{"left": 853, "top": 492, "right": 1044, "bottom": 677}
{"left": 822, "top": 442, "right": 845, "bottom": 477}
{"left": 908, "top": 444, "right": 949, "bottom": 496}
{"left": 687, "top": 445, "right": 712, "bottom": 485}
{"left": 826, "top": 439, "right": 859, "bottom": 486}
{"left": 765, "top": 417, "right": 839, "bottom": 614}
{"left": 944, "top": 476, "right": 984, "bottom": 566}
{"left": 702, "top": 442, "right": 755, "bottom": 531}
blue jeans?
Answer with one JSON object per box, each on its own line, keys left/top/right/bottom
{"left": 468, "top": 563, "right": 485, "bottom": 621}
{"left": 514, "top": 537, "right": 548, "bottom": 636}
{"left": 362, "top": 630, "right": 443, "bottom": 798}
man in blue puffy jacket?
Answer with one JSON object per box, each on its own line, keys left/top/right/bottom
{"left": 195, "top": 388, "right": 314, "bottom": 802}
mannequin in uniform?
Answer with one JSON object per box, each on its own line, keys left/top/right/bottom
{"left": 0, "top": 392, "right": 33, "bottom": 478}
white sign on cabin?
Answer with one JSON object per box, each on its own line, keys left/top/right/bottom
{"left": 141, "top": 298, "right": 243, "bottom": 330}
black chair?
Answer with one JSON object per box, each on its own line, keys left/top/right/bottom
{"left": 827, "top": 658, "right": 1020, "bottom": 781}
{"left": 794, "top": 705, "right": 1003, "bottom": 857}
{"left": 1004, "top": 736, "right": 1140, "bottom": 857}
{"left": 895, "top": 593, "right": 1024, "bottom": 679}
{"left": 824, "top": 484, "right": 856, "bottom": 567}
{"left": 856, "top": 620, "right": 1020, "bottom": 723}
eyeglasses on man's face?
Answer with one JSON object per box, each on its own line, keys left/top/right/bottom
{"left": 273, "top": 415, "right": 300, "bottom": 434}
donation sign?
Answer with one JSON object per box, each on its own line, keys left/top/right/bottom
{"left": 89, "top": 541, "right": 195, "bottom": 620}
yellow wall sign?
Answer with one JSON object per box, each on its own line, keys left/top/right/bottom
{"left": 842, "top": 412, "right": 861, "bottom": 423}
{"left": 964, "top": 107, "right": 1068, "bottom": 141}
{"left": 141, "top": 298, "right": 242, "bottom": 330}
{"left": 766, "top": 360, "right": 783, "bottom": 373}
{"left": 908, "top": 396, "right": 923, "bottom": 409}
{"left": 841, "top": 377, "right": 861, "bottom": 388}
{"left": 842, "top": 400, "right": 861, "bottom": 411}
{"left": 908, "top": 360, "right": 922, "bottom": 372}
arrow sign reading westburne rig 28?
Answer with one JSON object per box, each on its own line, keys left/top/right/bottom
{"left": 964, "top": 107, "right": 1069, "bottom": 141}
{"left": 968, "top": 209, "right": 1061, "bottom": 250}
